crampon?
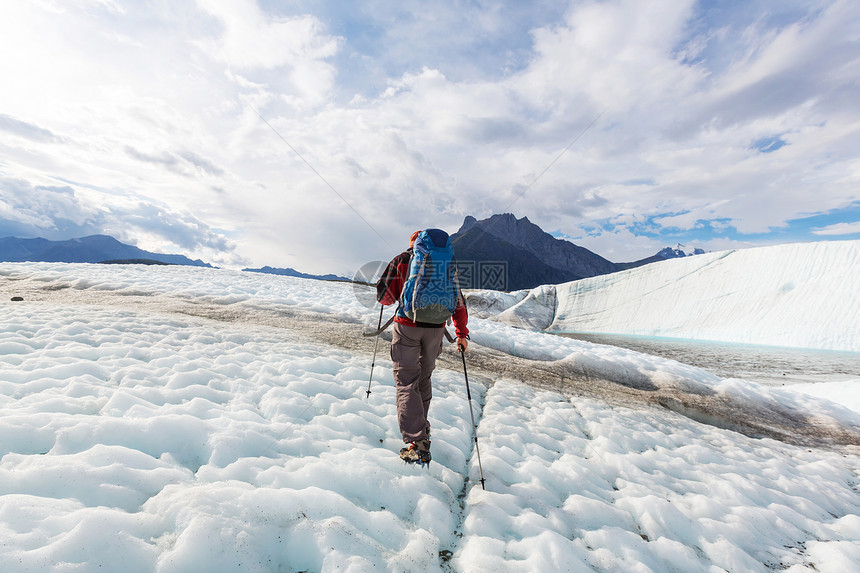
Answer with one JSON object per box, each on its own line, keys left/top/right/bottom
{"left": 399, "top": 442, "right": 431, "bottom": 467}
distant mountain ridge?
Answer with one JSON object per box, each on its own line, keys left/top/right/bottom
{"left": 0, "top": 235, "right": 212, "bottom": 267}
{"left": 451, "top": 214, "right": 704, "bottom": 291}
{"left": 615, "top": 245, "right": 707, "bottom": 271}
{"left": 242, "top": 266, "right": 349, "bottom": 282}
{"left": 658, "top": 246, "right": 707, "bottom": 258}
{"left": 0, "top": 235, "right": 351, "bottom": 282}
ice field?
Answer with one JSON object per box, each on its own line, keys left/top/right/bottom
{"left": 469, "top": 240, "right": 860, "bottom": 352}
{"left": 1, "top": 260, "right": 858, "bottom": 572}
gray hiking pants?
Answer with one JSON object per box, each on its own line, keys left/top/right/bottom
{"left": 391, "top": 322, "right": 444, "bottom": 444}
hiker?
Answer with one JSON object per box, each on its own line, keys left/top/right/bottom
{"left": 376, "top": 229, "right": 469, "bottom": 465}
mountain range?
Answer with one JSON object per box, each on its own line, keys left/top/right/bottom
{"left": 0, "top": 235, "right": 212, "bottom": 267}
{"left": 0, "top": 217, "right": 704, "bottom": 291}
{"left": 450, "top": 214, "right": 704, "bottom": 290}
{"left": 242, "top": 266, "right": 349, "bottom": 282}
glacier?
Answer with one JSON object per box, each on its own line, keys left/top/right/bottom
{"left": 1, "top": 260, "right": 858, "bottom": 572}
{"left": 467, "top": 240, "right": 860, "bottom": 352}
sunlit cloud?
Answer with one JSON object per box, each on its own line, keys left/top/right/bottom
{"left": 812, "top": 221, "right": 860, "bottom": 236}
{"left": 0, "top": 0, "right": 858, "bottom": 273}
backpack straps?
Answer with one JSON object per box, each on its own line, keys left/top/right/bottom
{"left": 362, "top": 314, "right": 396, "bottom": 337}
{"left": 363, "top": 318, "right": 458, "bottom": 343}
{"left": 376, "top": 250, "right": 411, "bottom": 305}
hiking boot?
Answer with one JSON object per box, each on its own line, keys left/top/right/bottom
{"left": 399, "top": 440, "right": 431, "bottom": 465}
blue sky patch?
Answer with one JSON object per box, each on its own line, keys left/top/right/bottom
{"left": 576, "top": 202, "right": 860, "bottom": 250}
{"left": 751, "top": 136, "right": 788, "bottom": 153}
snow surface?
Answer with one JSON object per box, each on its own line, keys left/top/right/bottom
{"left": 1, "top": 262, "right": 859, "bottom": 572}
{"left": 468, "top": 240, "right": 860, "bottom": 352}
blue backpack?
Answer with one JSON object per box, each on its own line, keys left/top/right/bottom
{"left": 398, "top": 229, "right": 460, "bottom": 324}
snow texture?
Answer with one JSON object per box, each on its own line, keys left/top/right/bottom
{"left": 468, "top": 240, "right": 860, "bottom": 352}
{"left": 1, "top": 260, "right": 858, "bottom": 572}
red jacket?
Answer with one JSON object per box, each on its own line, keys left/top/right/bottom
{"left": 376, "top": 250, "right": 469, "bottom": 338}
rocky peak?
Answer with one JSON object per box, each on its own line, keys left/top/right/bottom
{"left": 451, "top": 214, "right": 618, "bottom": 285}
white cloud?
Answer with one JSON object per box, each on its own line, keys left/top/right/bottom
{"left": 0, "top": 178, "right": 93, "bottom": 232}
{"left": 30, "top": 0, "right": 125, "bottom": 15}
{"left": 0, "top": 114, "right": 62, "bottom": 143}
{"left": 570, "top": 225, "right": 664, "bottom": 263}
{"left": 196, "top": 0, "right": 339, "bottom": 69}
{"left": 812, "top": 221, "right": 860, "bottom": 235}
{"left": 0, "top": 175, "right": 238, "bottom": 263}
{"left": 195, "top": 0, "right": 340, "bottom": 108}
{"left": 1, "top": 0, "right": 859, "bottom": 273}
{"left": 515, "top": 0, "right": 701, "bottom": 115}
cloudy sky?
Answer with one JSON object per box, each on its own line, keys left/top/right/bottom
{"left": 1, "top": 0, "right": 859, "bottom": 274}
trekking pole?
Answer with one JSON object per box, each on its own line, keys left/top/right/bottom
{"left": 365, "top": 304, "right": 385, "bottom": 399}
{"left": 460, "top": 343, "right": 486, "bottom": 490}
